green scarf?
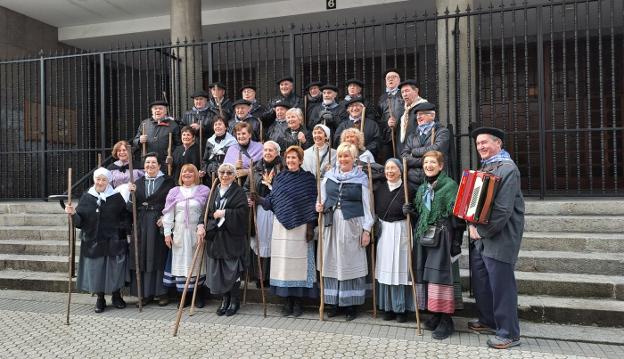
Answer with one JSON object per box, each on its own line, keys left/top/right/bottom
{"left": 413, "top": 171, "right": 458, "bottom": 237}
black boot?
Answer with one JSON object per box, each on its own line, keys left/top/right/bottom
{"left": 94, "top": 293, "right": 106, "bottom": 313}
{"left": 425, "top": 312, "right": 443, "bottom": 331}
{"left": 396, "top": 312, "right": 407, "bottom": 323}
{"left": 216, "top": 294, "right": 230, "bottom": 316}
{"left": 292, "top": 298, "right": 303, "bottom": 317}
{"left": 383, "top": 311, "right": 396, "bottom": 321}
{"left": 326, "top": 305, "right": 339, "bottom": 318}
{"left": 225, "top": 281, "right": 241, "bottom": 316}
{"left": 432, "top": 314, "right": 455, "bottom": 340}
{"left": 345, "top": 306, "right": 357, "bottom": 321}
{"left": 194, "top": 287, "right": 205, "bottom": 309}
{"left": 111, "top": 290, "right": 126, "bottom": 309}
{"left": 281, "top": 297, "right": 294, "bottom": 316}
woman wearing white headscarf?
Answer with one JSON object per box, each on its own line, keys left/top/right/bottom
{"left": 64, "top": 167, "right": 130, "bottom": 313}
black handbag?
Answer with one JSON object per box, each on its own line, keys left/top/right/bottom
{"left": 419, "top": 223, "right": 444, "bottom": 247}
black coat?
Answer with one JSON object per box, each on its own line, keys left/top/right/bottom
{"left": 204, "top": 183, "right": 249, "bottom": 259}
{"left": 227, "top": 116, "right": 263, "bottom": 142}
{"left": 179, "top": 107, "right": 222, "bottom": 146}
{"left": 307, "top": 102, "right": 347, "bottom": 133}
{"left": 262, "top": 92, "right": 304, "bottom": 126}
{"left": 400, "top": 121, "right": 451, "bottom": 191}
{"left": 172, "top": 142, "right": 202, "bottom": 184}
{"left": 269, "top": 124, "right": 312, "bottom": 153}
{"left": 132, "top": 117, "right": 181, "bottom": 163}
{"left": 201, "top": 135, "right": 235, "bottom": 178}
{"left": 73, "top": 192, "right": 129, "bottom": 258}
{"left": 208, "top": 98, "right": 233, "bottom": 122}
{"left": 333, "top": 119, "right": 381, "bottom": 157}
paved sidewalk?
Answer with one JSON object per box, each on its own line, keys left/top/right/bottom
{"left": 0, "top": 290, "right": 622, "bottom": 358}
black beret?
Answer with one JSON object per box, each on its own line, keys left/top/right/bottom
{"left": 384, "top": 68, "right": 401, "bottom": 77}
{"left": 208, "top": 82, "right": 226, "bottom": 90}
{"left": 345, "top": 78, "right": 364, "bottom": 88}
{"left": 413, "top": 102, "right": 436, "bottom": 112}
{"left": 239, "top": 84, "right": 256, "bottom": 93}
{"left": 398, "top": 79, "right": 419, "bottom": 89}
{"left": 190, "top": 90, "right": 210, "bottom": 99}
{"left": 276, "top": 76, "right": 294, "bottom": 85}
{"left": 273, "top": 100, "right": 292, "bottom": 109}
{"left": 343, "top": 97, "right": 365, "bottom": 108}
{"left": 320, "top": 84, "right": 339, "bottom": 92}
{"left": 470, "top": 126, "right": 506, "bottom": 142}
{"left": 304, "top": 81, "right": 324, "bottom": 90}
{"left": 231, "top": 99, "right": 252, "bottom": 107}
{"left": 149, "top": 100, "right": 168, "bottom": 108}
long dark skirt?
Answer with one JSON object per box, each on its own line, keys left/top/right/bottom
{"left": 205, "top": 256, "right": 244, "bottom": 295}
{"left": 77, "top": 254, "right": 127, "bottom": 294}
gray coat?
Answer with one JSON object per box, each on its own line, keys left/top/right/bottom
{"left": 474, "top": 158, "right": 525, "bottom": 265}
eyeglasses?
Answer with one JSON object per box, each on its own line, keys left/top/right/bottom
{"left": 416, "top": 112, "right": 434, "bottom": 117}
{"left": 218, "top": 171, "right": 234, "bottom": 176}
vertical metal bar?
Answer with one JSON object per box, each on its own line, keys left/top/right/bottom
{"left": 353, "top": 20, "right": 358, "bottom": 78}
{"left": 488, "top": 5, "right": 494, "bottom": 126}
{"left": 477, "top": 7, "right": 483, "bottom": 127}
{"left": 574, "top": 2, "right": 581, "bottom": 193}
{"left": 343, "top": 21, "right": 348, "bottom": 83}
{"left": 445, "top": 8, "right": 450, "bottom": 124}
{"left": 467, "top": 6, "right": 474, "bottom": 168}
{"left": 413, "top": 14, "right": 419, "bottom": 81}
{"left": 512, "top": 6, "right": 519, "bottom": 163}
{"left": 499, "top": 3, "right": 506, "bottom": 134}
{"left": 609, "top": 0, "right": 618, "bottom": 192}
{"left": 381, "top": 23, "right": 387, "bottom": 75}
{"left": 549, "top": 2, "right": 557, "bottom": 192}
{"left": 536, "top": 5, "right": 547, "bottom": 199}
{"left": 523, "top": 5, "right": 532, "bottom": 193}
{"left": 585, "top": 0, "right": 592, "bottom": 193}
{"left": 289, "top": 33, "right": 296, "bottom": 79}
{"left": 424, "top": 14, "right": 429, "bottom": 97}
{"left": 434, "top": 10, "right": 439, "bottom": 103}
{"left": 207, "top": 42, "right": 214, "bottom": 84}
{"left": 99, "top": 53, "right": 106, "bottom": 161}
{"left": 39, "top": 56, "right": 47, "bottom": 199}
{"left": 597, "top": 0, "right": 605, "bottom": 193}
{"left": 562, "top": 0, "right": 569, "bottom": 192}
{"left": 402, "top": 16, "right": 407, "bottom": 74}
{"left": 335, "top": 22, "right": 339, "bottom": 84}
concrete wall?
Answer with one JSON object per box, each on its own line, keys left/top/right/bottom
{"left": 0, "top": 6, "right": 66, "bottom": 59}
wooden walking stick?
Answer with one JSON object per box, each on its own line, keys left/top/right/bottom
{"left": 65, "top": 168, "right": 74, "bottom": 325}
{"left": 249, "top": 161, "right": 267, "bottom": 317}
{"left": 303, "top": 95, "right": 308, "bottom": 126}
{"left": 142, "top": 123, "right": 147, "bottom": 157}
{"left": 387, "top": 98, "right": 397, "bottom": 158}
{"left": 198, "top": 121, "right": 203, "bottom": 160}
{"left": 127, "top": 145, "right": 144, "bottom": 312}
{"left": 236, "top": 150, "right": 250, "bottom": 304}
{"left": 315, "top": 147, "right": 325, "bottom": 321}
{"left": 391, "top": 127, "right": 397, "bottom": 158}
{"left": 402, "top": 157, "right": 422, "bottom": 335}
{"left": 97, "top": 153, "right": 102, "bottom": 167}
{"left": 189, "top": 177, "right": 218, "bottom": 316}
{"left": 366, "top": 163, "right": 377, "bottom": 319}
{"left": 259, "top": 121, "right": 264, "bottom": 143}
{"left": 172, "top": 240, "right": 205, "bottom": 336}
{"left": 361, "top": 106, "right": 367, "bottom": 148}
{"left": 167, "top": 132, "right": 173, "bottom": 176}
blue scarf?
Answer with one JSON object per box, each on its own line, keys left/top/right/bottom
{"left": 417, "top": 121, "right": 435, "bottom": 136}
{"left": 325, "top": 166, "right": 368, "bottom": 187}
{"left": 322, "top": 102, "right": 339, "bottom": 110}
{"left": 481, "top": 149, "right": 512, "bottom": 165}
{"left": 386, "top": 87, "right": 399, "bottom": 96}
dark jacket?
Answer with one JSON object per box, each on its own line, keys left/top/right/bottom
{"left": 171, "top": 142, "right": 202, "bottom": 184}
{"left": 333, "top": 118, "right": 381, "bottom": 158}
{"left": 203, "top": 183, "right": 249, "bottom": 259}
{"left": 132, "top": 117, "right": 181, "bottom": 162}
{"left": 400, "top": 121, "right": 450, "bottom": 191}
{"left": 307, "top": 102, "right": 347, "bottom": 132}
{"left": 262, "top": 92, "right": 303, "bottom": 126}
{"left": 227, "top": 116, "right": 263, "bottom": 142}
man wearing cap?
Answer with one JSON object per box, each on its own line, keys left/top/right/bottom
{"left": 228, "top": 99, "right": 263, "bottom": 142}
{"left": 400, "top": 102, "right": 449, "bottom": 191}
{"left": 376, "top": 69, "right": 405, "bottom": 161}
{"left": 132, "top": 100, "right": 181, "bottom": 163}
{"left": 208, "top": 82, "right": 233, "bottom": 121}
{"left": 180, "top": 90, "right": 216, "bottom": 147}
{"left": 467, "top": 127, "right": 524, "bottom": 350}
{"left": 263, "top": 76, "right": 303, "bottom": 127}
{"left": 339, "top": 78, "right": 377, "bottom": 124}
{"left": 333, "top": 98, "right": 380, "bottom": 158}
{"left": 241, "top": 84, "right": 268, "bottom": 126}
{"left": 303, "top": 81, "right": 323, "bottom": 121}
{"left": 307, "top": 84, "right": 347, "bottom": 132}
{"left": 394, "top": 80, "right": 428, "bottom": 156}
{"left": 265, "top": 101, "right": 291, "bottom": 146}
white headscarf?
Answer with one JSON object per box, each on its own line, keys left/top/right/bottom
{"left": 88, "top": 167, "right": 117, "bottom": 206}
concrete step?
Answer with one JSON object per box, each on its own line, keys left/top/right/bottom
{"left": 460, "top": 250, "right": 624, "bottom": 276}
{"left": 459, "top": 269, "right": 624, "bottom": 300}
{"left": 0, "top": 202, "right": 64, "bottom": 214}
{"left": 525, "top": 199, "right": 624, "bottom": 216}
{"left": 0, "top": 254, "right": 76, "bottom": 272}
{"left": 0, "top": 213, "right": 68, "bottom": 226}
{"left": 0, "top": 269, "right": 74, "bottom": 292}
{"left": 520, "top": 231, "right": 624, "bottom": 253}
{"left": 0, "top": 226, "right": 76, "bottom": 241}
{"left": 0, "top": 240, "right": 79, "bottom": 256}
{"left": 524, "top": 215, "right": 624, "bottom": 233}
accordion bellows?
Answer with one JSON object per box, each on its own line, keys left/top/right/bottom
{"left": 453, "top": 170, "right": 500, "bottom": 224}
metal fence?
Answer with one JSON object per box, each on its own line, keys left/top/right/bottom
{"left": 0, "top": 0, "right": 622, "bottom": 199}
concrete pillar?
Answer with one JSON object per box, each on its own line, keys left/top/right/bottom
{"left": 170, "top": 0, "right": 203, "bottom": 117}
{"left": 435, "top": 0, "right": 477, "bottom": 171}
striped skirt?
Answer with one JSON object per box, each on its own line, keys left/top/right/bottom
{"left": 163, "top": 251, "right": 205, "bottom": 292}
{"left": 323, "top": 276, "right": 366, "bottom": 307}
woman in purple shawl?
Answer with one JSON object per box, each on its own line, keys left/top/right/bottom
{"left": 162, "top": 164, "right": 210, "bottom": 308}
{"left": 223, "top": 122, "right": 263, "bottom": 184}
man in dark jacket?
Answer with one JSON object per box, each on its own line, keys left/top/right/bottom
{"left": 333, "top": 98, "right": 380, "bottom": 158}
{"left": 132, "top": 100, "right": 181, "bottom": 164}
{"left": 208, "top": 82, "right": 233, "bottom": 122}
{"left": 307, "top": 84, "right": 347, "bottom": 132}
{"left": 339, "top": 78, "right": 377, "bottom": 124}
{"left": 303, "top": 81, "right": 323, "bottom": 124}
{"left": 376, "top": 69, "right": 404, "bottom": 161}
{"left": 400, "top": 102, "right": 449, "bottom": 191}
{"left": 227, "top": 99, "right": 263, "bottom": 142}
{"left": 241, "top": 84, "right": 269, "bottom": 127}
{"left": 262, "top": 76, "right": 303, "bottom": 126}
{"left": 179, "top": 90, "right": 218, "bottom": 148}
{"left": 467, "top": 127, "right": 525, "bottom": 350}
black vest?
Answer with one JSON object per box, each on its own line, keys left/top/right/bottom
{"left": 324, "top": 179, "right": 364, "bottom": 220}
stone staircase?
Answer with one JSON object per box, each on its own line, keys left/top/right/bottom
{"left": 0, "top": 199, "right": 622, "bottom": 327}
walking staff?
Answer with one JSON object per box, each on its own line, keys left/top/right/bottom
{"left": 366, "top": 163, "right": 377, "bottom": 319}
{"left": 315, "top": 148, "right": 325, "bottom": 321}
{"left": 65, "top": 168, "right": 74, "bottom": 325}
{"left": 172, "top": 239, "right": 205, "bottom": 336}
{"left": 142, "top": 124, "right": 147, "bottom": 157}
{"left": 402, "top": 157, "right": 422, "bottom": 335}
{"left": 189, "top": 177, "right": 218, "bottom": 316}
{"left": 127, "top": 145, "right": 144, "bottom": 312}
{"left": 249, "top": 161, "right": 267, "bottom": 317}
{"left": 167, "top": 133, "right": 173, "bottom": 176}
{"left": 386, "top": 98, "right": 397, "bottom": 158}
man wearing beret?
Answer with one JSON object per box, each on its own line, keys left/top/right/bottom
{"left": 132, "top": 100, "right": 181, "bottom": 163}
{"left": 333, "top": 98, "right": 380, "bottom": 157}
{"left": 303, "top": 81, "right": 323, "bottom": 121}
{"left": 228, "top": 99, "right": 263, "bottom": 142}
{"left": 179, "top": 90, "right": 215, "bottom": 148}
{"left": 262, "top": 76, "right": 303, "bottom": 127}
{"left": 339, "top": 78, "right": 377, "bottom": 124}
{"left": 241, "top": 84, "right": 268, "bottom": 127}
{"left": 307, "top": 84, "right": 347, "bottom": 132}
{"left": 208, "top": 82, "right": 233, "bottom": 122}
{"left": 467, "top": 127, "right": 525, "bottom": 350}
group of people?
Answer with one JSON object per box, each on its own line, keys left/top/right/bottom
{"left": 63, "top": 69, "right": 525, "bottom": 350}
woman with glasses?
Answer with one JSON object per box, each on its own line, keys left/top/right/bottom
{"left": 197, "top": 163, "right": 249, "bottom": 317}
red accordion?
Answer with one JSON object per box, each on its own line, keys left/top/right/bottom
{"left": 453, "top": 170, "right": 500, "bottom": 224}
